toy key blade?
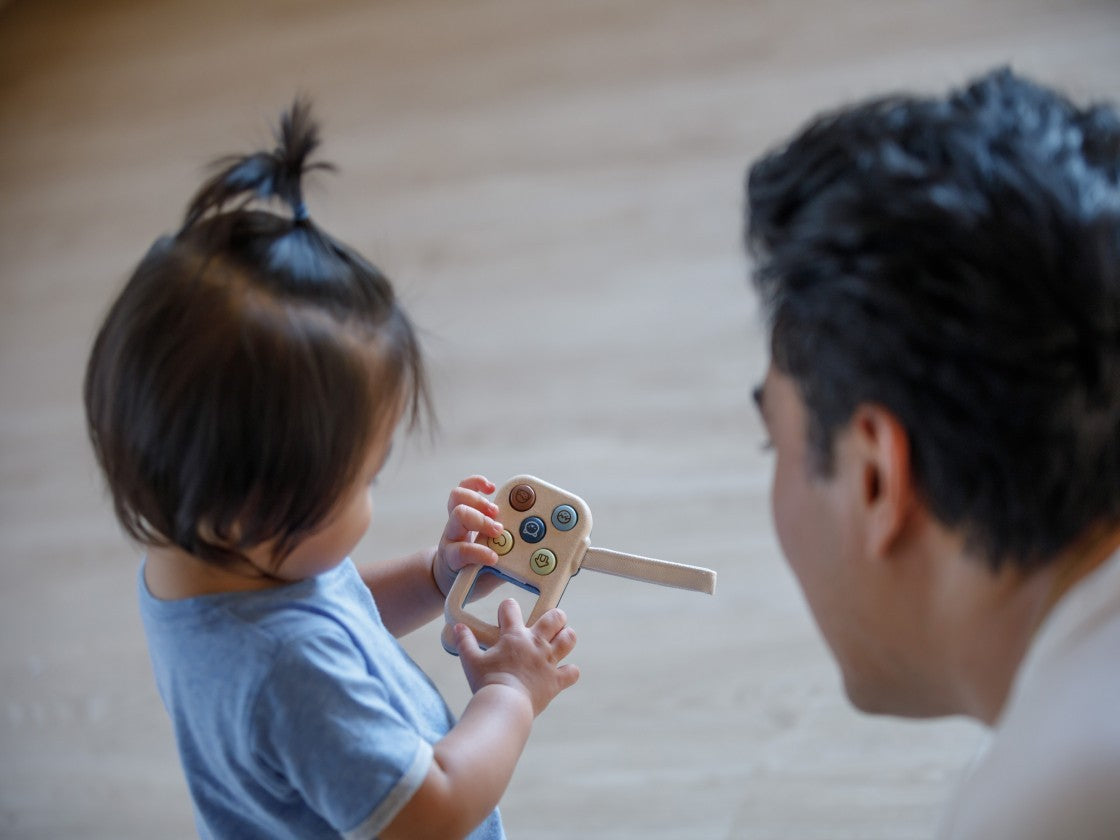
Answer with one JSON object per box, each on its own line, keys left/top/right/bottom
{"left": 580, "top": 547, "right": 717, "bottom": 594}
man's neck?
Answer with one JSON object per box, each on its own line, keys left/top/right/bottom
{"left": 942, "top": 526, "right": 1120, "bottom": 725}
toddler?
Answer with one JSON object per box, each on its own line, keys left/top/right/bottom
{"left": 83, "top": 100, "right": 579, "bottom": 840}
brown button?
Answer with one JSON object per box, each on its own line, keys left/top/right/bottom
{"left": 509, "top": 483, "right": 536, "bottom": 511}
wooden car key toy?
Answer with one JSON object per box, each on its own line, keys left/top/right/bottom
{"left": 441, "top": 475, "right": 717, "bottom": 653}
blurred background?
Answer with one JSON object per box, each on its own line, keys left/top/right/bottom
{"left": 2, "top": 1, "right": 1119, "bottom": 837}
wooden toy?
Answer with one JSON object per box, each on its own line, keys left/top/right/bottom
{"left": 442, "top": 475, "right": 717, "bottom": 653}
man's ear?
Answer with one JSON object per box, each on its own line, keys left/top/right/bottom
{"left": 850, "top": 404, "right": 916, "bottom": 559}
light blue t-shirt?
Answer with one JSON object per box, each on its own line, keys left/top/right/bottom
{"left": 139, "top": 558, "right": 504, "bottom": 839}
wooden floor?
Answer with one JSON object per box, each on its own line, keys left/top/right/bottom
{"left": 3, "top": 1, "right": 1119, "bottom": 837}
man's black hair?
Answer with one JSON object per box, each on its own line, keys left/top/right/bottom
{"left": 746, "top": 68, "right": 1120, "bottom": 569}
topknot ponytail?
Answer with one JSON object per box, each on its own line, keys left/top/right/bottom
{"left": 182, "top": 97, "right": 334, "bottom": 229}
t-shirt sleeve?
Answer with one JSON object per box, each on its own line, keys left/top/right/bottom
{"left": 248, "top": 626, "right": 433, "bottom": 838}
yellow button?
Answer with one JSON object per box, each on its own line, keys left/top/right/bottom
{"left": 489, "top": 530, "right": 515, "bottom": 556}
{"left": 530, "top": 548, "right": 557, "bottom": 575}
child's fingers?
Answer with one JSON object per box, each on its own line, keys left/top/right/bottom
{"left": 443, "top": 503, "right": 504, "bottom": 544}
{"left": 454, "top": 623, "right": 483, "bottom": 663}
{"left": 555, "top": 662, "right": 581, "bottom": 690}
{"left": 458, "top": 475, "right": 496, "bottom": 495}
{"left": 446, "top": 479, "right": 498, "bottom": 516}
{"left": 531, "top": 607, "right": 569, "bottom": 642}
{"left": 496, "top": 597, "right": 525, "bottom": 632}
{"left": 441, "top": 478, "right": 501, "bottom": 548}
{"left": 441, "top": 539, "right": 499, "bottom": 573}
{"left": 551, "top": 626, "right": 578, "bottom": 661}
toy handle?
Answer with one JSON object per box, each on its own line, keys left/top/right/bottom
{"left": 441, "top": 564, "right": 560, "bottom": 655}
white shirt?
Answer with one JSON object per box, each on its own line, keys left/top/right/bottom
{"left": 940, "top": 548, "right": 1120, "bottom": 839}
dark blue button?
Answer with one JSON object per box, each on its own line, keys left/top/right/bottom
{"left": 519, "top": 516, "right": 546, "bottom": 544}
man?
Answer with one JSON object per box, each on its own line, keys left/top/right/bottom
{"left": 745, "top": 68, "right": 1120, "bottom": 837}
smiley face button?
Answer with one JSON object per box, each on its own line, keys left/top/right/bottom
{"left": 519, "top": 516, "right": 546, "bottom": 544}
{"left": 509, "top": 484, "right": 536, "bottom": 512}
{"left": 551, "top": 504, "right": 578, "bottom": 531}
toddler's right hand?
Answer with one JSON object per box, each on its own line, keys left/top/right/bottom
{"left": 431, "top": 475, "right": 504, "bottom": 598}
{"left": 454, "top": 599, "right": 580, "bottom": 716}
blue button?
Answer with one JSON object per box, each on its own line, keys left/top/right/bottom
{"left": 519, "top": 516, "right": 546, "bottom": 544}
{"left": 551, "top": 505, "right": 578, "bottom": 531}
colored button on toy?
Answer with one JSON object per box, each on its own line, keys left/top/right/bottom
{"left": 551, "top": 504, "right": 578, "bottom": 531}
{"left": 519, "top": 516, "right": 546, "bottom": 543}
{"left": 530, "top": 548, "right": 557, "bottom": 575}
{"left": 488, "top": 529, "right": 515, "bottom": 556}
{"left": 510, "top": 484, "right": 536, "bottom": 512}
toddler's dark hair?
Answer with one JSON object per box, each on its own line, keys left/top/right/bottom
{"left": 84, "top": 99, "right": 429, "bottom": 566}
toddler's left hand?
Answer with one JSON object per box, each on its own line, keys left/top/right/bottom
{"left": 432, "top": 476, "right": 505, "bottom": 597}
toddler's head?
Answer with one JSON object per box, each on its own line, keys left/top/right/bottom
{"left": 85, "top": 100, "right": 428, "bottom": 569}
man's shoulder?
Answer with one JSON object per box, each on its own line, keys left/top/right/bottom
{"left": 942, "top": 735, "right": 1120, "bottom": 840}
{"left": 940, "top": 595, "right": 1120, "bottom": 838}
